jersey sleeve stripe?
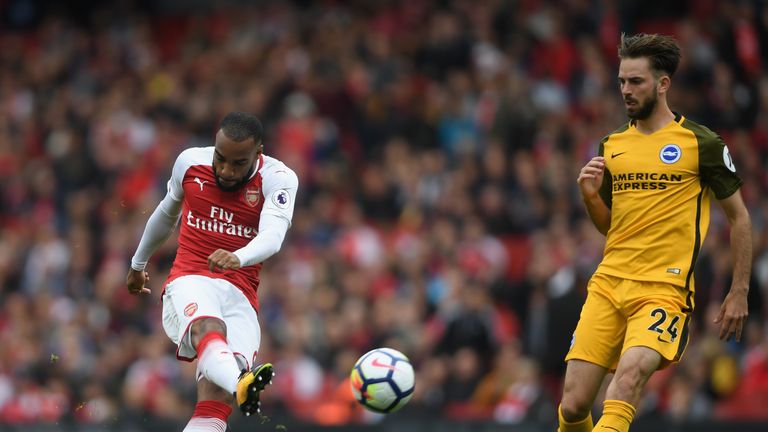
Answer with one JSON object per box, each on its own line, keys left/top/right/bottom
{"left": 684, "top": 189, "right": 704, "bottom": 291}
{"left": 673, "top": 291, "right": 694, "bottom": 361}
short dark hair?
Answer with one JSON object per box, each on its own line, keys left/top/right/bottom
{"left": 618, "top": 33, "right": 682, "bottom": 78}
{"left": 220, "top": 112, "right": 264, "bottom": 145}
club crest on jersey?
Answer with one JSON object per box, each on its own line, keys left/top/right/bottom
{"left": 660, "top": 144, "right": 681, "bottom": 164}
{"left": 244, "top": 188, "right": 260, "bottom": 207}
{"left": 184, "top": 302, "right": 198, "bottom": 317}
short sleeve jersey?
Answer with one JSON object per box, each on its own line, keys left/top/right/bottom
{"left": 596, "top": 113, "right": 742, "bottom": 291}
{"left": 164, "top": 147, "right": 299, "bottom": 310}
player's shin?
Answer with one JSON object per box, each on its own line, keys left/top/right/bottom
{"left": 196, "top": 331, "right": 241, "bottom": 394}
{"left": 557, "top": 404, "right": 593, "bottom": 432}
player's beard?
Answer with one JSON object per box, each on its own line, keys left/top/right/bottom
{"left": 213, "top": 162, "right": 256, "bottom": 192}
{"left": 626, "top": 87, "right": 657, "bottom": 121}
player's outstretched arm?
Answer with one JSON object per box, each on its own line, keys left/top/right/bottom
{"left": 578, "top": 157, "right": 611, "bottom": 235}
{"left": 714, "top": 190, "right": 752, "bottom": 341}
{"left": 126, "top": 192, "right": 183, "bottom": 295}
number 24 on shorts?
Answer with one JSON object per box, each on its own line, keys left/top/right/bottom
{"left": 647, "top": 308, "right": 680, "bottom": 343}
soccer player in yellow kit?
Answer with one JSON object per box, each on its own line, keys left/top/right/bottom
{"left": 556, "top": 34, "right": 752, "bottom": 432}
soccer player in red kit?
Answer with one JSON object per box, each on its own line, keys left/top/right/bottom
{"left": 126, "top": 112, "right": 298, "bottom": 431}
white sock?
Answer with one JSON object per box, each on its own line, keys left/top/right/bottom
{"left": 183, "top": 416, "right": 227, "bottom": 432}
{"left": 196, "top": 332, "right": 240, "bottom": 394}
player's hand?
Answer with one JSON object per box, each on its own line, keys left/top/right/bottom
{"left": 126, "top": 268, "right": 152, "bottom": 296}
{"left": 577, "top": 157, "right": 605, "bottom": 200}
{"left": 714, "top": 288, "right": 748, "bottom": 341}
{"left": 207, "top": 249, "right": 242, "bottom": 272}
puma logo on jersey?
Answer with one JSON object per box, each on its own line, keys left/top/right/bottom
{"left": 194, "top": 177, "right": 209, "bottom": 191}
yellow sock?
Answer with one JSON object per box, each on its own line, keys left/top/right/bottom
{"left": 593, "top": 399, "right": 636, "bottom": 432}
{"left": 557, "top": 404, "right": 593, "bottom": 432}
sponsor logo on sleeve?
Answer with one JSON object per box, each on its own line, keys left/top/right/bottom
{"left": 272, "top": 190, "right": 290, "bottom": 209}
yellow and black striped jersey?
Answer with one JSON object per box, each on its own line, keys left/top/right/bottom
{"left": 596, "top": 113, "right": 742, "bottom": 291}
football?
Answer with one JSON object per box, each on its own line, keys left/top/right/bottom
{"left": 350, "top": 347, "right": 415, "bottom": 413}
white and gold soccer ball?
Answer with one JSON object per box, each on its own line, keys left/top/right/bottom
{"left": 350, "top": 348, "right": 415, "bottom": 413}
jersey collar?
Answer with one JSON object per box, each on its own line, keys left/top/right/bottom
{"left": 248, "top": 154, "right": 264, "bottom": 180}
{"left": 629, "top": 111, "right": 684, "bottom": 128}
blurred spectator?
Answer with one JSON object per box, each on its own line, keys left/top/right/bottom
{"left": 0, "top": 0, "right": 767, "bottom": 428}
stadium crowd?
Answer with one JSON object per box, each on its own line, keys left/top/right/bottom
{"left": 0, "top": 0, "right": 767, "bottom": 428}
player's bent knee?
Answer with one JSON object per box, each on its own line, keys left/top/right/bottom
{"left": 559, "top": 395, "right": 592, "bottom": 422}
{"left": 190, "top": 317, "right": 227, "bottom": 345}
{"left": 198, "top": 377, "right": 235, "bottom": 404}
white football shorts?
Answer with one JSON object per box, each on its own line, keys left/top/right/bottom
{"left": 162, "top": 275, "right": 261, "bottom": 372}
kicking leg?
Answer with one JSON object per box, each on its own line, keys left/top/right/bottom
{"left": 187, "top": 318, "right": 273, "bottom": 418}
{"left": 190, "top": 317, "right": 242, "bottom": 395}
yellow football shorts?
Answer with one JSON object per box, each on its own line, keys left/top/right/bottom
{"left": 565, "top": 273, "right": 694, "bottom": 371}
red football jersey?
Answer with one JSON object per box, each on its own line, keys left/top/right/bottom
{"left": 164, "top": 147, "right": 298, "bottom": 310}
